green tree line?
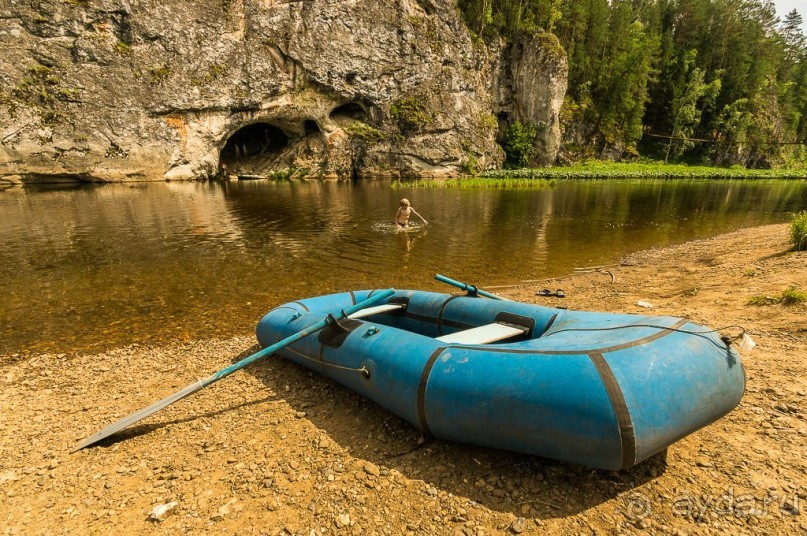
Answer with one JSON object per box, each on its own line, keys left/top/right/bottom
{"left": 458, "top": 0, "right": 807, "bottom": 168}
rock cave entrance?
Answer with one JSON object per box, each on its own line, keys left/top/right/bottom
{"left": 304, "top": 120, "right": 320, "bottom": 136}
{"left": 330, "top": 102, "right": 367, "bottom": 123}
{"left": 219, "top": 123, "right": 289, "bottom": 173}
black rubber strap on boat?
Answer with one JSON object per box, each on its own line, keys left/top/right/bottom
{"left": 417, "top": 347, "right": 447, "bottom": 435}
{"left": 454, "top": 318, "right": 689, "bottom": 355}
{"left": 588, "top": 352, "right": 636, "bottom": 469}
{"left": 400, "top": 311, "right": 472, "bottom": 331}
{"left": 437, "top": 296, "right": 462, "bottom": 336}
{"left": 542, "top": 313, "right": 559, "bottom": 334}
{"left": 319, "top": 318, "right": 362, "bottom": 348}
{"left": 388, "top": 296, "right": 410, "bottom": 309}
{"left": 494, "top": 312, "right": 535, "bottom": 338}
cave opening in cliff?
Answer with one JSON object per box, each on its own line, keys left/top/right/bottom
{"left": 219, "top": 123, "right": 289, "bottom": 167}
{"left": 304, "top": 120, "right": 320, "bottom": 136}
{"left": 330, "top": 102, "right": 367, "bottom": 122}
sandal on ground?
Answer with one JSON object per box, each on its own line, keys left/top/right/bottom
{"left": 555, "top": 289, "right": 566, "bottom": 298}
{"left": 536, "top": 289, "right": 552, "bottom": 296}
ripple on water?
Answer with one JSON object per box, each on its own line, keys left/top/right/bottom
{"left": 371, "top": 221, "right": 427, "bottom": 234}
{"left": 2, "top": 179, "right": 806, "bottom": 354}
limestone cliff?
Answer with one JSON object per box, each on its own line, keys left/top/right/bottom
{"left": 0, "top": 0, "right": 566, "bottom": 183}
{"left": 493, "top": 32, "right": 568, "bottom": 167}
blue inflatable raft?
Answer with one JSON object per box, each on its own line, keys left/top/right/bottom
{"left": 256, "top": 288, "right": 744, "bottom": 470}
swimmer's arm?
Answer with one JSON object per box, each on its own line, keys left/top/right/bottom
{"left": 410, "top": 208, "right": 428, "bottom": 224}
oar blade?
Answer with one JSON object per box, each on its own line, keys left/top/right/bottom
{"left": 71, "top": 378, "right": 207, "bottom": 452}
{"left": 72, "top": 288, "right": 397, "bottom": 452}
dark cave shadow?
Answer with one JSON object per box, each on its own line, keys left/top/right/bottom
{"left": 239, "top": 354, "right": 667, "bottom": 521}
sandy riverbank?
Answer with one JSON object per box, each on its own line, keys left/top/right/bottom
{"left": 1, "top": 224, "right": 805, "bottom": 535}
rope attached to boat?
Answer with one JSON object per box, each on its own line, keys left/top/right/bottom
{"left": 544, "top": 323, "right": 747, "bottom": 349}
{"left": 282, "top": 345, "right": 370, "bottom": 377}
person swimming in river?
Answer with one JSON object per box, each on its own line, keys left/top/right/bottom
{"left": 395, "top": 198, "right": 427, "bottom": 229}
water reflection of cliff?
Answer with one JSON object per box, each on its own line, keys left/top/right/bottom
{"left": 0, "top": 182, "right": 261, "bottom": 356}
{"left": 218, "top": 180, "right": 559, "bottom": 285}
{"left": 1, "top": 179, "right": 805, "bottom": 355}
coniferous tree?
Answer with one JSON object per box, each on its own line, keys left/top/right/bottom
{"left": 457, "top": 0, "right": 807, "bottom": 167}
{"left": 665, "top": 50, "right": 721, "bottom": 161}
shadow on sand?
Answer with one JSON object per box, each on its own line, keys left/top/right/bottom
{"left": 87, "top": 341, "right": 666, "bottom": 520}
{"left": 237, "top": 352, "right": 668, "bottom": 521}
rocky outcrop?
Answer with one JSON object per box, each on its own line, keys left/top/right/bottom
{"left": 493, "top": 31, "right": 568, "bottom": 167}
{"left": 0, "top": 1, "right": 567, "bottom": 182}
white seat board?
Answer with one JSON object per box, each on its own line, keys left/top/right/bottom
{"left": 435, "top": 323, "right": 527, "bottom": 345}
{"left": 348, "top": 303, "right": 404, "bottom": 319}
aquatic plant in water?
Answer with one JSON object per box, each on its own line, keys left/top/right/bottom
{"left": 391, "top": 177, "right": 556, "bottom": 189}
{"left": 481, "top": 161, "right": 807, "bottom": 180}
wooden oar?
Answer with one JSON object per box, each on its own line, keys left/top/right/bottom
{"left": 72, "top": 288, "right": 396, "bottom": 452}
{"left": 434, "top": 274, "right": 508, "bottom": 300}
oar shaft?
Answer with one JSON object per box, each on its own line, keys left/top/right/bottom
{"left": 209, "top": 289, "right": 395, "bottom": 383}
{"left": 72, "top": 288, "right": 396, "bottom": 452}
{"left": 206, "top": 321, "right": 326, "bottom": 384}
{"left": 434, "top": 274, "right": 506, "bottom": 300}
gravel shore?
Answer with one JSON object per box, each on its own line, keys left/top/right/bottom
{"left": 1, "top": 224, "right": 805, "bottom": 535}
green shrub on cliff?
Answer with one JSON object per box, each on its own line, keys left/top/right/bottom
{"left": 344, "top": 122, "right": 384, "bottom": 144}
{"left": 5, "top": 64, "right": 78, "bottom": 125}
{"left": 502, "top": 120, "right": 540, "bottom": 168}
{"left": 459, "top": 151, "right": 481, "bottom": 175}
{"left": 191, "top": 64, "right": 228, "bottom": 86}
{"left": 390, "top": 97, "right": 434, "bottom": 136}
{"left": 481, "top": 113, "right": 498, "bottom": 131}
{"left": 149, "top": 65, "right": 171, "bottom": 84}
{"left": 781, "top": 286, "right": 807, "bottom": 305}
{"left": 113, "top": 42, "right": 132, "bottom": 55}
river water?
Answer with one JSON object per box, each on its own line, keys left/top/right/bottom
{"left": 2, "top": 179, "right": 806, "bottom": 355}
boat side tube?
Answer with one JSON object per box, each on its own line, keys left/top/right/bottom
{"left": 256, "top": 290, "right": 744, "bottom": 470}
